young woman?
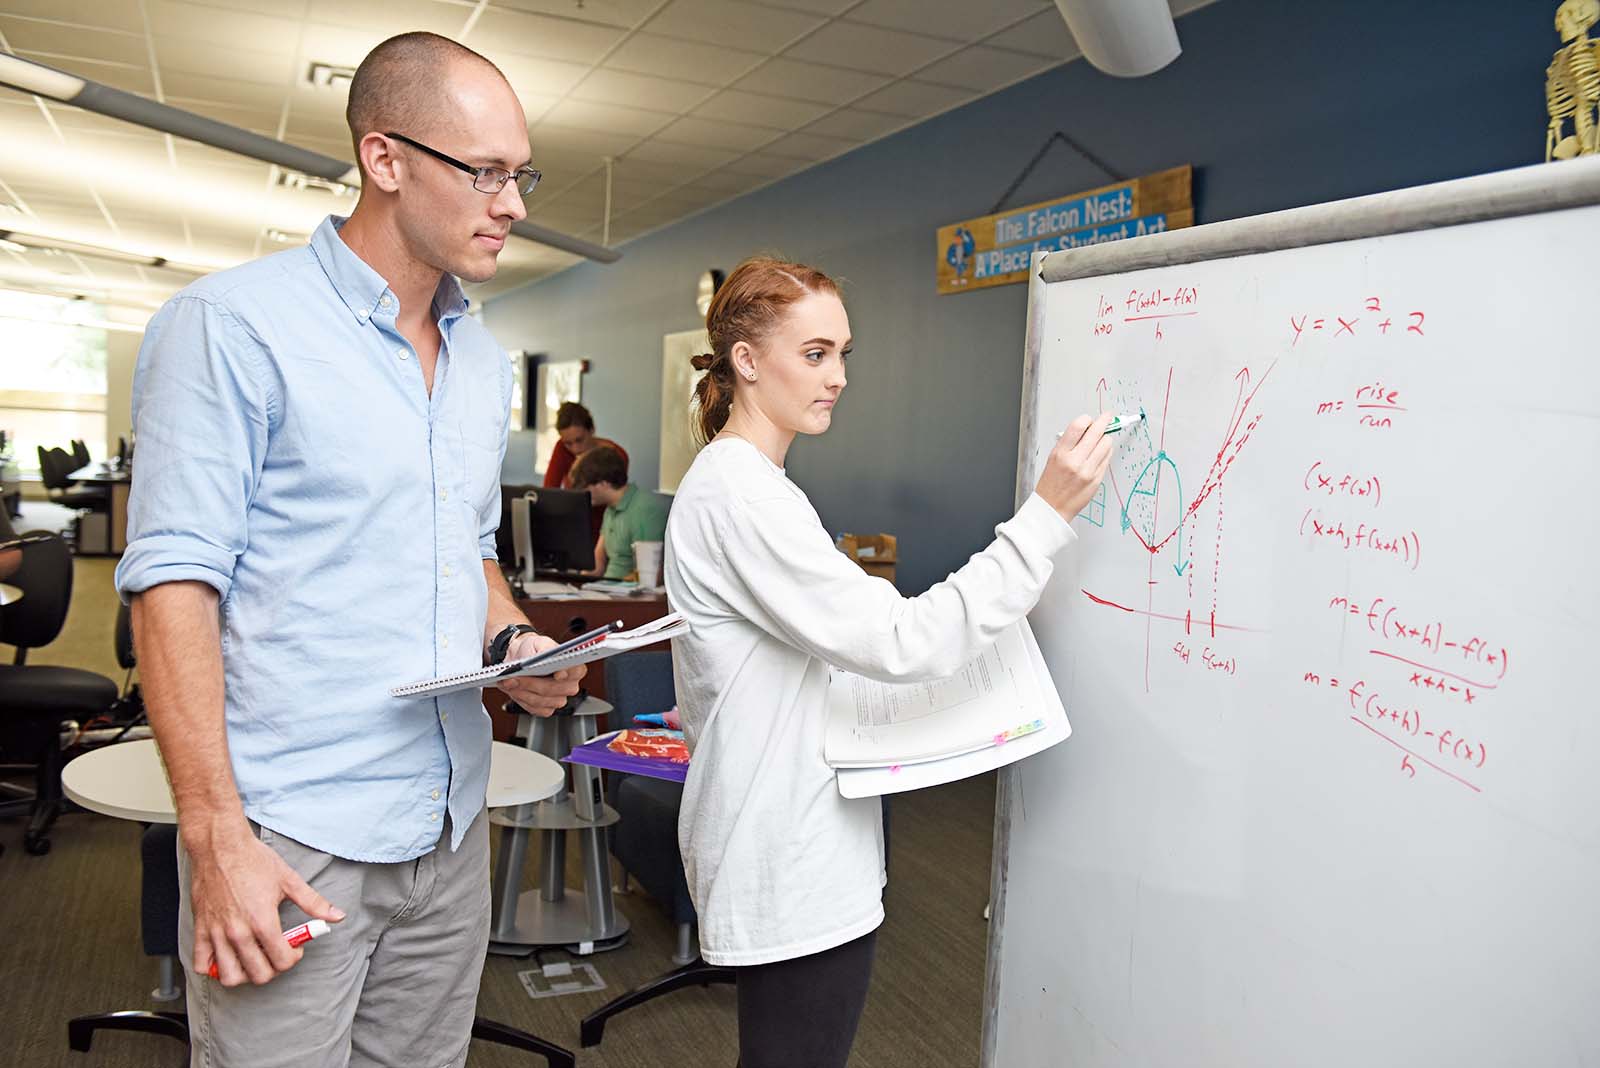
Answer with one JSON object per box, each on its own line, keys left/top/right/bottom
{"left": 664, "top": 257, "right": 1112, "bottom": 1068}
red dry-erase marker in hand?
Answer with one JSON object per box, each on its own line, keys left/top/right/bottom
{"left": 206, "top": 919, "right": 330, "bottom": 979}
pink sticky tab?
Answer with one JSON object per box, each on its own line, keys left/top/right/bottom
{"left": 994, "top": 732, "right": 1007, "bottom": 746}
{"left": 889, "top": 764, "right": 902, "bottom": 774}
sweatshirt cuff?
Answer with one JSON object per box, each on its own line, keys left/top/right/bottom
{"left": 1009, "top": 492, "right": 1079, "bottom": 558}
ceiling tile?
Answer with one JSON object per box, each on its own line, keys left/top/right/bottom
{"left": 847, "top": 0, "right": 1050, "bottom": 42}
{"left": 601, "top": 157, "right": 696, "bottom": 185}
{"left": 487, "top": 0, "right": 660, "bottom": 30}
{"left": 720, "top": 152, "right": 808, "bottom": 179}
{"left": 915, "top": 45, "right": 1056, "bottom": 92}
{"left": 852, "top": 78, "right": 974, "bottom": 118}
{"left": 541, "top": 98, "right": 675, "bottom": 137}
{"left": 529, "top": 123, "right": 640, "bottom": 158}
{"left": 731, "top": 57, "right": 890, "bottom": 105}
{"left": 645, "top": 0, "right": 827, "bottom": 52}
{"left": 783, "top": 21, "right": 957, "bottom": 77}
{"left": 623, "top": 138, "right": 740, "bottom": 169}
{"left": 0, "top": 18, "right": 148, "bottom": 67}
{"left": 469, "top": 8, "right": 629, "bottom": 64}
{"left": 801, "top": 106, "right": 906, "bottom": 140}
{"left": 982, "top": 8, "right": 1079, "bottom": 58}
{"left": 484, "top": 52, "right": 593, "bottom": 98}
{"left": 573, "top": 69, "right": 717, "bottom": 114}
{"left": 151, "top": 38, "right": 299, "bottom": 86}
{"left": 738, "top": 0, "right": 857, "bottom": 13}
{"left": 282, "top": 111, "right": 355, "bottom": 143}
{"left": 302, "top": 0, "right": 467, "bottom": 35}
{"left": 293, "top": 23, "right": 403, "bottom": 69}
{"left": 691, "top": 88, "right": 831, "bottom": 129}
{"left": 654, "top": 115, "right": 780, "bottom": 152}
{"left": 684, "top": 168, "right": 768, "bottom": 195}
{"left": 0, "top": 3, "right": 146, "bottom": 32}
{"left": 758, "top": 129, "right": 857, "bottom": 161}
{"left": 159, "top": 72, "right": 288, "bottom": 110}
{"left": 146, "top": 1, "right": 301, "bottom": 52}
{"left": 605, "top": 34, "right": 766, "bottom": 84}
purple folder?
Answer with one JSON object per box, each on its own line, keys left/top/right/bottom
{"left": 564, "top": 731, "right": 689, "bottom": 783}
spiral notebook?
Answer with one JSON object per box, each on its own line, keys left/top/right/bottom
{"left": 390, "top": 613, "right": 688, "bottom": 699}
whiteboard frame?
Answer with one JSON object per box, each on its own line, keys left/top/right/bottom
{"left": 980, "top": 156, "right": 1600, "bottom": 1066}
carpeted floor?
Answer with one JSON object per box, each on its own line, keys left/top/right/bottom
{"left": 0, "top": 553, "right": 998, "bottom": 1067}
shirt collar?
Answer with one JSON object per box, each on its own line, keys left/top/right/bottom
{"left": 612, "top": 483, "right": 637, "bottom": 513}
{"left": 309, "top": 215, "right": 470, "bottom": 326}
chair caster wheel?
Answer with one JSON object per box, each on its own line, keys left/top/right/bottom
{"left": 24, "top": 833, "right": 51, "bottom": 856}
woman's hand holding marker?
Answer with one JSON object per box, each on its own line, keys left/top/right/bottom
{"left": 1036, "top": 412, "right": 1116, "bottom": 522}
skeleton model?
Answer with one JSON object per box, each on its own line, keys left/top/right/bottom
{"left": 1546, "top": 0, "right": 1600, "bottom": 159}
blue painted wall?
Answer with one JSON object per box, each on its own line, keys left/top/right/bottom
{"left": 485, "top": 0, "right": 1551, "bottom": 593}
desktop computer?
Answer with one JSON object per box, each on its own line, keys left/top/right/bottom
{"left": 500, "top": 486, "right": 594, "bottom": 581}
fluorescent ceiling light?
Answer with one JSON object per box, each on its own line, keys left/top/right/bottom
{"left": 1052, "top": 0, "right": 1181, "bottom": 77}
{"left": 0, "top": 229, "right": 210, "bottom": 274}
{"left": 0, "top": 52, "right": 86, "bottom": 100}
{"left": 0, "top": 52, "right": 619, "bottom": 264}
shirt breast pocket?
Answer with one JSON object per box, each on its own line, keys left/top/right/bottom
{"left": 460, "top": 424, "right": 503, "bottom": 518}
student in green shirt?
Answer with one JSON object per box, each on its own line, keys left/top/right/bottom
{"left": 569, "top": 445, "right": 670, "bottom": 581}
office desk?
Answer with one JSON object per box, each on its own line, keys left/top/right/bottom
{"left": 68, "top": 466, "right": 132, "bottom": 553}
{"left": 485, "top": 588, "right": 671, "bottom": 740}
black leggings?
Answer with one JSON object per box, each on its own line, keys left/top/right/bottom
{"left": 736, "top": 929, "right": 878, "bottom": 1068}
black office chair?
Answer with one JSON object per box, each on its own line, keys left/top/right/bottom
{"left": 37, "top": 447, "right": 109, "bottom": 511}
{"left": 580, "top": 651, "right": 735, "bottom": 1047}
{"left": 0, "top": 532, "right": 119, "bottom": 855}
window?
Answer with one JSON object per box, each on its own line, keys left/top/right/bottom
{"left": 0, "top": 291, "right": 108, "bottom": 475}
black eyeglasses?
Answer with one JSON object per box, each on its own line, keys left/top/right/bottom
{"left": 385, "top": 132, "right": 541, "bottom": 196}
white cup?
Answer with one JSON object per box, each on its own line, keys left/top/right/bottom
{"left": 634, "top": 540, "right": 664, "bottom": 588}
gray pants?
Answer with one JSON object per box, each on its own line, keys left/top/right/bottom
{"left": 177, "top": 810, "right": 491, "bottom": 1068}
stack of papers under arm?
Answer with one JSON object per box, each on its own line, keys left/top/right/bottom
{"left": 391, "top": 612, "right": 688, "bottom": 699}
{"left": 825, "top": 618, "right": 1069, "bottom": 798}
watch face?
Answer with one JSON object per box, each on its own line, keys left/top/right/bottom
{"left": 696, "top": 269, "right": 724, "bottom": 317}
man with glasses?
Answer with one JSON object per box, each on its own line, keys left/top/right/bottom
{"left": 115, "top": 32, "right": 576, "bottom": 1068}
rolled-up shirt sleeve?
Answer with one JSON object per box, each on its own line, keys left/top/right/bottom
{"left": 114, "top": 295, "right": 273, "bottom": 603}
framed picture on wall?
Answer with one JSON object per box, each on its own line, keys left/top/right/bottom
{"left": 526, "top": 355, "right": 586, "bottom": 473}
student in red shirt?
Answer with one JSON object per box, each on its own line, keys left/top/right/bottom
{"left": 543, "top": 401, "right": 627, "bottom": 537}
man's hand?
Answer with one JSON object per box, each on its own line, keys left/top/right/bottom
{"left": 499, "top": 631, "right": 586, "bottom": 716}
{"left": 188, "top": 821, "right": 344, "bottom": 987}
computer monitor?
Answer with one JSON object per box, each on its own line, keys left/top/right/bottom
{"left": 496, "top": 485, "right": 594, "bottom": 578}
{"left": 495, "top": 483, "right": 537, "bottom": 568}
{"left": 527, "top": 488, "right": 595, "bottom": 576}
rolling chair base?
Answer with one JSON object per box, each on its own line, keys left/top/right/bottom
{"left": 67, "top": 1010, "right": 577, "bottom": 1068}
{"left": 579, "top": 956, "right": 736, "bottom": 1047}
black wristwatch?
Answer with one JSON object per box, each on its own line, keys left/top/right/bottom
{"left": 487, "top": 623, "right": 539, "bottom": 665}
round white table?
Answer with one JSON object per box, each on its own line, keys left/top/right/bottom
{"left": 0, "top": 582, "right": 21, "bottom": 606}
{"left": 63, "top": 738, "right": 566, "bottom": 824}
{"left": 60, "top": 738, "right": 579, "bottom": 1067}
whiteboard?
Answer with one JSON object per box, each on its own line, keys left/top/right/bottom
{"left": 986, "top": 159, "right": 1600, "bottom": 1068}
{"left": 658, "top": 328, "right": 708, "bottom": 494}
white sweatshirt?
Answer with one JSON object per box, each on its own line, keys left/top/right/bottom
{"left": 664, "top": 437, "right": 1075, "bottom": 966}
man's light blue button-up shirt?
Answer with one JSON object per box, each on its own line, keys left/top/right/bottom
{"left": 115, "top": 215, "right": 512, "bottom": 862}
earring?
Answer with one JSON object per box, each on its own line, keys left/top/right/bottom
{"left": 743, "top": 370, "right": 757, "bottom": 381}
